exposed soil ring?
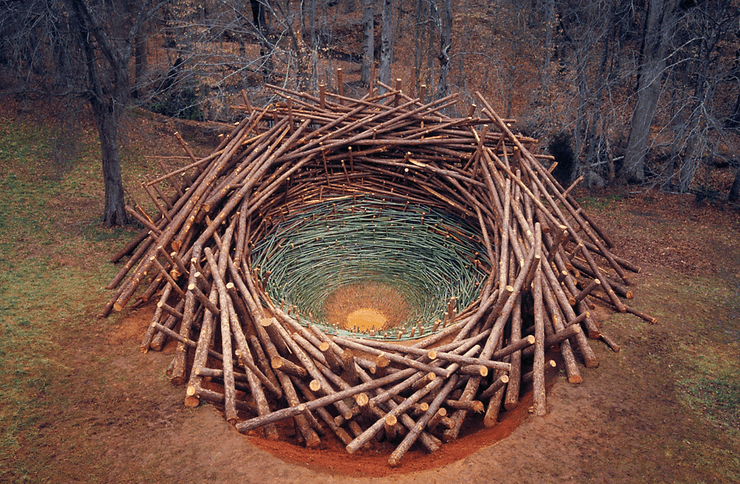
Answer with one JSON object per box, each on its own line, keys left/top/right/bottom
{"left": 246, "top": 378, "right": 544, "bottom": 477}
{"left": 324, "top": 282, "right": 409, "bottom": 332}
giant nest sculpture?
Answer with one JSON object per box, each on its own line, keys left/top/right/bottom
{"left": 102, "top": 80, "right": 654, "bottom": 467}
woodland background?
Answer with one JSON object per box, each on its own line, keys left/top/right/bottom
{"left": 1, "top": 0, "right": 740, "bottom": 224}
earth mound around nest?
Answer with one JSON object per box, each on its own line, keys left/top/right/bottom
{"left": 103, "top": 81, "right": 654, "bottom": 468}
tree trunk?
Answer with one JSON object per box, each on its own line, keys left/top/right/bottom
{"left": 66, "top": 0, "right": 131, "bottom": 226}
{"left": 132, "top": 29, "right": 147, "bottom": 99}
{"left": 379, "top": 0, "right": 393, "bottom": 87}
{"left": 343, "top": 0, "right": 357, "bottom": 14}
{"left": 435, "top": 0, "right": 452, "bottom": 100}
{"left": 540, "top": 0, "right": 555, "bottom": 99}
{"left": 413, "top": 0, "right": 425, "bottom": 83}
{"left": 456, "top": 0, "right": 468, "bottom": 87}
{"left": 361, "top": 0, "right": 374, "bottom": 85}
{"left": 91, "top": 97, "right": 128, "bottom": 226}
{"left": 308, "top": 0, "right": 318, "bottom": 89}
{"left": 425, "top": 3, "right": 436, "bottom": 91}
{"left": 729, "top": 168, "right": 740, "bottom": 202}
{"left": 621, "top": 0, "right": 675, "bottom": 183}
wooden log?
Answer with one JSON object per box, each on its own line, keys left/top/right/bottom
{"left": 124, "top": 205, "right": 163, "bottom": 236}
{"left": 587, "top": 292, "right": 658, "bottom": 323}
{"left": 228, "top": 297, "right": 283, "bottom": 399}
{"left": 491, "top": 334, "right": 536, "bottom": 360}
{"left": 293, "top": 379, "right": 353, "bottom": 445}
{"left": 261, "top": 317, "right": 291, "bottom": 356}
{"left": 334, "top": 337, "right": 453, "bottom": 378}
{"left": 150, "top": 256, "right": 185, "bottom": 298}
{"left": 387, "top": 374, "right": 459, "bottom": 467}
{"left": 203, "top": 246, "right": 238, "bottom": 423}
{"left": 235, "top": 369, "right": 415, "bottom": 433}
{"left": 570, "top": 278, "right": 601, "bottom": 306}
{"left": 410, "top": 372, "right": 437, "bottom": 391}
{"left": 375, "top": 353, "right": 391, "bottom": 377}
{"left": 320, "top": 341, "right": 344, "bottom": 374}
{"left": 150, "top": 298, "right": 185, "bottom": 351}
{"left": 576, "top": 303, "right": 601, "bottom": 339}
{"left": 350, "top": 362, "right": 442, "bottom": 453}
{"left": 346, "top": 368, "right": 445, "bottom": 454}
{"left": 539, "top": 276, "right": 583, "bottom": 383}
{"left": 268, "top": 315, "right": 355, "bottom": 422}
{"left": 170, "top": 245, "right": 202, "bottom": 385}
{"left": 157, "top": 300, "right": 183, "bottom": 321}
{"left": 384, "top": 415, "right": 398, "bottom": 441}
{"left": 599, "top": 331, "right": 621, "bottom": 352}
{"left": 110, "top": 228, "right": 151, "bottom": 264}
{"left": 106, "top": 233, "right": 155, "bottom": 291}
{"left": 442, "top": 242, "right": 537, "bottom": 442}
{"left": 150, "top": 322, "right": 221, "bottom": 361}
{"left": 478, "top": 374, "right": 509, "bottom": 400}
{"left": 249, "top": 335, "right": 282, "bottom": 395}
{"left": 188, "top": 281, "right": 220, "bottom": 316}
{"left": 480, "top": 100, "right": 629, "bottom": 309}
{"left": 271, "top": 356, "right": 309, "bottom": 378}
{"left": 522, "top": 323, "right": 583, "bottom": 358}
{"left": 532, "top": 234, "right": 547, "bottom": 416}
{"left": 340, "top": 348, "right": 360, "bottom": 385}
{"left": 504, "top": 294, "right": 523, "bottom": 410}
{"left": 427, "top": 408, "right": 448, "bottom": 431}
{"left": 185, "top": 284, "right": 219, "bottom": 407}
{"left": 186, "top": 386, "right": 256, "bottom": 414}
{"left": 522, "top": 359, "right": 558, "bottom": 385}
{"left": 291, "top": 332, "right": 328, "bottom": 367}
{"left": 444, "top": 399, "right": 484, "bottom": 413}
{"left": 483, "top": 366, "right": 508, "bottom": 427}
{"left": 426, "top": 348, "right": 511, "bottom": 373}
{"left": 140, "top": 284, "right": 173, "bottom": 352}
{"left": 569, "top": 257, "right": 634, "bottom": 299}
{"left": 537, "top": 234, "right": 600, "bottom": 369}
{"left": 458, "top": 365, "right": 488, "bottom": 377}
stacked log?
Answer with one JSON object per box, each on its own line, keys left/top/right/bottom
{"left": 103, "top": 79, "right": 653, "bottom": 467}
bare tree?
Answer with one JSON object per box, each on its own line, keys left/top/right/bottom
{"left": 658, "top": 1, "right": 740, "bottom": 192}
{"left": 361, "top": 0, "right": 374, "bottom": 84}
{"left": 621, "top": 0, "right": 678, "bottom": 184}
{"left": 379, "top": 0, "right": 394, "bottom": 86}
{"left": 435, "top": 0, "right": 451, "bottom": 99}
{"left": 0, "top": 0, "right": 168, "bottom": 225}
{"left": 549, "top": 0, "right": 634, "bottom": 185}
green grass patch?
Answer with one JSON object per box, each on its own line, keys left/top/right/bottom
{"left": 604, "top": 265, "right": 740, "bottom": 438}
{"left": 0, "top": 114, "right": 138, "bottom": 481}
{"left": 677, "top": 348, "right": 740, "bottom": 435}
{"left": 576, "top": 194, "right": 623, "bottom": 211}
{"left": 633, "top": 269, "right": 740, "bottom": 435}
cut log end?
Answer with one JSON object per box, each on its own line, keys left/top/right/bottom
{"left": 568, "top": 374, "right": 583, "bottom": 384}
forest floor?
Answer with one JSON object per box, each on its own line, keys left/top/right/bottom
{"left": 1, "top": 97, "right": 739, "bottom": 483}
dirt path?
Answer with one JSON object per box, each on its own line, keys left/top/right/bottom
{"left": 32, "top": 191, "right": 740, "bottom": 483}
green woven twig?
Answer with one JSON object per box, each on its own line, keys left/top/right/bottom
{"left": 251, "top": 195, "right": 488, "bottom": 340}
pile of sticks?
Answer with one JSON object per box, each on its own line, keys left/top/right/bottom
{"left": 103, "top": 79, "right": 653, "bottom": 467}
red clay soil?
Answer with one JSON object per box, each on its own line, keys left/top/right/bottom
{"left": 246, "top": 390, "right": 535, "bottom": 477}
